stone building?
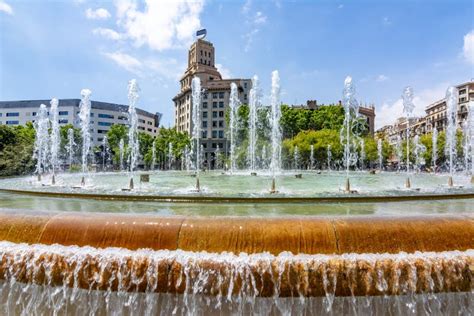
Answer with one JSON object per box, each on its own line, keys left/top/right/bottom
{"left": 173, "top": 37, "right": 251, "bottom": 164}
{"left": 0, "top": 99, "right": 161, "bottom": 146}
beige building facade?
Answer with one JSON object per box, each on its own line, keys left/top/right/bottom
{"left": 173, "top": 38, "right": 251, "bottom": 163}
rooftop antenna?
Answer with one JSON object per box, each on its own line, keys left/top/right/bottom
{"left": 196, "top": 29, "right": 207, "bottom": 40}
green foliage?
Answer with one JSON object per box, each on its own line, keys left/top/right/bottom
{"left": 144, "top": 128, "right": 191, "bottom": 169}
{"left": 0, "top": 123, "right": 36, "bottom": 176}
{"left": 282, "top": 129, "right": 343, "bottom": 169}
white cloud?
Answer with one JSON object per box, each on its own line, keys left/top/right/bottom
{"left": 376, "top": 74, "right": 389, "bottom": 82}
{"left": 85, "top": 8, "right": 111, "bottom": 20}
{"left": 0, "top": 1, "right": 13, "bottom": 15}
{"left": 244, "top": 29, "right": 259, "bottom": 52}
{"left": 376, "top": 83, "right": 449, "bottom": 129}
{"left": 93, "top": 28, "right": 122, "bottom": 40}
{"left": 216, "top": 63, "right": 232, "bottom": 79}
{"left": 463, "top": 30, "right": 474, "bottom": 64}
{"left": 338, "top": 4, "right": 344, "bottom": 9}
{"left": 242, "top": 0, "right": 251, "bottom": 14}
{"left": 112, "top": 0, "right": 204, "bottom": 51}
{"left": 102, "top": 51, "right": 142, "bottom": 74}
{"left": 254, "top": 11, "right": 267, "bottom": 24}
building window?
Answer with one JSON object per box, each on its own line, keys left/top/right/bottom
{"left": 98, "top": 129, "right": 108, "bottom": 134}
{"left": 212, "top": 143, "right": 217, "bottom": 149}
{"left": 203, "top": 102, "right": 208, "bottom": 108}
{"left": 219, "top": 92, "right": 224, "bottom": 99}
{"left": 219, "top": 101, "right": 224, "bottom": 108}
{"left": 219, "top": 111, "right": 224, "bottom": 118}
{"left": 90, "top": 113, "right": 94, "bottom": 117}
{"left": 203, "top": 121, "right": 208, "bottom": 128}
{"left": 98, "top": 113, "right": 114, "bottom": 119}
{"left": 6, "top": 121, "right": 19, "bottom": 125}
{"left": 212, "top": 121, "right": 217, "bottom": 127}
{"left": 203, "top": 112, "right": 208, "bottom": 118}
{"left": 138, "top": 119, "right": 146, "bottom": 123}
{"left": 203, "top": 93, "right": 208, "bottom": 99}
{"left": 6, "top": 112, "right": 19, "bottom": 117}
{"left": 213, "top": 102, "right": 217, "bottom": 108}
{"left": 59, "top": 111, "right": 68, "bottom": 116}
{"left": 219, "top": 131, "right": 224, "bottom": 138}
{"left": 219, "top": 121, "right": 224, "bottom": 127}
{"left": 212, "top": 111, "right": 217, "bottom": 118}
{"left": 98, "top": 121, "right": 112, "bottom": 126}
{"left": 202, "top": 131, "right": 207, "bottom": 138}
{"left": 212, "top": 92, "right": 218, "bottom": 99}
{"left": 244, "top": 94, "right": 248, "bottom": 100}
{"left": 59, "top": 119, "right": 68, "bottom": 124}
{"left": 212, "top": 131, "right": 217, "bottom": 138}
{"left": 244, "top": 82, "right": 248, "bottom": 89}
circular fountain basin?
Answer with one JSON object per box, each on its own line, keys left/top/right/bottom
{"left": 0, "top": 170, "right": 473, "bottom": 202}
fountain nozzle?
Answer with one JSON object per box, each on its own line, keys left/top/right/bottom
{"left": 269, "top": 177, "right": 278, "bottom": 194}
{"left": 51, "top": 174, "right": 56, "bottom": 185}
{"left": 345, "top": 177, "right": 351, "bottom": 193}
{"left": 471, "top": 175, "right": 474, "bottom": 184}
{"left": 81, "top": 176, "right": 85, "bottom": 187}
{"left": 129, "top": 177, "right": 134, "bottom": 190}
{"left": 37, "top": 174, "right": 41, "bottom": 182}
{"left": 195, "top": 177, "right": 200, "bottom": 192}
{"left": 448, "top": 176, "right": 453, "bottom": 187}
{"left": 405, "top": 177, "right": 411, "bottom": 189}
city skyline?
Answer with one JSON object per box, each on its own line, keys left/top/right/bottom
{"left": 0, "top": 0, "right": 473, "bottom": 128}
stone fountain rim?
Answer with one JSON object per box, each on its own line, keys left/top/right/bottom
{"left": 1, "top": 187, "right": 473, "bottom": 203}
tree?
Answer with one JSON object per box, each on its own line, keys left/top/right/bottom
{"left": 0, "top": 123, "right": 36, "bottom": 176}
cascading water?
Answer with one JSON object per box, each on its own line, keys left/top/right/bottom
{"left": 269, "top": 70, "right": 282, "bottom": 175}
{"left": 310, "top": 144, "right": 314, "bottom": 170}
{"left": 468, "top": 101, "right": 474, "bottom": 178}
{"left": 66, "top": 128, "right": 75, "bottom": 170}
{"left": 119, "top": 138, "right": 125, "bottom": 172}
{"left": 168, "top": 142, "right": 174, "bottom": 170}
{"left": 377, "top": 139, "right": 383, "bottom": 171}
{"left": 151, "top": 141, "right": 156, "bottom": 171}
{"left": 445, "top": 87, "right": 458, "bottom": 186}
{"left": 432, "top": 128, "right": 438, "bottom": 173}
{"left": 402, "top": 86, "right": 415, "bottom": 188}
{"left": 359, "top": 139, "right": 365, "bottom": 171}
{"left": 462, "top": 121, "right": 470, "bottom": 173}
{"left": 340, "top": 77, "right": 359, "bottom": 191}
{"left": 33, "top": 104, "right": 50, "bottom": 177}
{"left": 260, "top": 144, "right": 267, "bottom": 169}
{"left": 248, "top": 75, "right": 260, "bottom": 171}
{"left": 293, "top": 146, "right": 300, "bottom": 170}
{"left": 191, "top": 77, "right": 202, "bottom": 174}
{"left": 229, "top": 82, "right": 240, "bottom": 173}
{"left": 215, "top": 147, "right": 221, "bottom": 169}
{"left": 79, "top": 89, "right": 92, "bottom": 177}
{"left": 127, "top": 79, "right": 140, "bottom": 186}
{"left": 0, "top": 242, "right": 471, "bottom": 315}
{"left": 49, "top": 98, "right": 60, "bottom": 176}
{"left": 184, "top": 145, "right": 191, "bottom": 171}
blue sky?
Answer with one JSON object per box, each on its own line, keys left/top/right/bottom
{"left": 0, "top": 0, "right": 473, "bottom": 128}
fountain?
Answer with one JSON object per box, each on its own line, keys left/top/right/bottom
{"left": 33, "top": 104, "right": 50, "bottom": 180}
{"left": 168, "top": 142, "right": 174, "bottom": 170}
{"left": 101, "top": 135, "right": 110, "bottom": 170}
{"left": 49, "top": 98, "right": 60, "bottom": 184}
{"left": 327, "top": 144, "right": 332, "bottom": 171}
{"left": 413, "top": 134, "right": 426, "bottom": 173}
{"left": 402, "top": 86, "right": 415, "bottom": 188}
{"left": 445, "top": 86, "right": 458, "bottom": 187}
{"left": 359, "top": 139, "right": 365, "bottom": 171}
{"left": 1, "top": 77, "right": 473, "bottom": 315}
{"left": 119, "top": 138, "right": 125, "bottom": 172}
{"left": 432, "top": 128, "right": 438, "bottom": 173}
{"left": 191, "top": 77, "right": 202, "bottom": 191}
{"left": 127, "top": 79, "right": 140, "bottom": 190}
{"left": 66, "top": 128, "right": 75, "bottom": 171}
{"left": 79, "top": 89, "right": 92, "bottom": 186}
{"left": 248, "top": 75, "right": 260, "bottom": 172}
{"left": 468, "top": 101, "right": 474, "bottom": 182}
{"left": 151, "top": 140, "right": 156, "bottom": 171}
{"left": 229, "top": 82, "right": 240, "bottom": 173}
{"left": 377, "top": 138, "right": 383, "bottom": 171}
{"left": 340, "top": 76, "right": 359, "bottom": 193}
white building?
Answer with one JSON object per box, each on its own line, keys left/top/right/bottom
{"left": 0, "top": 99, "right": 162, "bottom": 145}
